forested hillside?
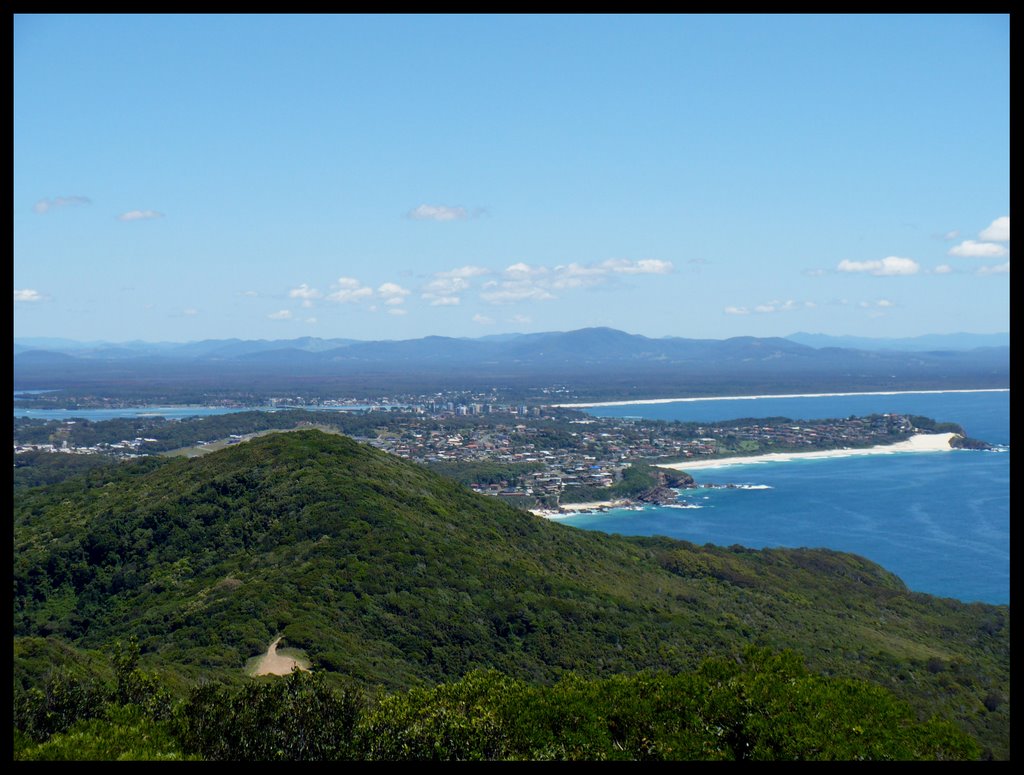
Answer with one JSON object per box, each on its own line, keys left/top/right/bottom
{"left": 13, "top": 430, "right": 1009, "bottom": 758}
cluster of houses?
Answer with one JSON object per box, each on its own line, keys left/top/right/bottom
{"left": 363, "top": 411, "right": 920, "bottom": 504}
{"left": 14, "top": 436, "right": 159, "bottom": 458}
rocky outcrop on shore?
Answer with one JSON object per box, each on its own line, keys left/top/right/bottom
{"left": 661, "top": 469, "right": 696, "bottom": 489}
{"left": 635, "top": 486, "right": 682, "bottom": 506}
{"left": 949, "top": 434, "right": 995, "bottom": 450}
{"left": 631, "top": 468, "right": 698, "bottom": 505}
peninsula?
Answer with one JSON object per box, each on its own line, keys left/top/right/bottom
{"left": 657, "top": 431, "right": 958, "bottom": 472}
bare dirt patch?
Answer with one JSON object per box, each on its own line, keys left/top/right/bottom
{"left": 250, "top": 636, "right": 310, "bottom": 677}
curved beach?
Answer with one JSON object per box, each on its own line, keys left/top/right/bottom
{"left": 657, "top": 432, "right": 957, "bottom": 471}
{"left": 552, "top": 388, "right": 1008, "bottom": 409}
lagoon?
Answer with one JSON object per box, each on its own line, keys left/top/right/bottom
{"left": 12, "top": 402, "right": 397, "bottom": 421}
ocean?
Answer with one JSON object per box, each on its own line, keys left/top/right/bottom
{"left": 562, "top": 390, "right": 1009, "bottom": 606}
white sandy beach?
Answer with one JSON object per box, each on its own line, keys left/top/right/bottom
{"left": 530, "top": 434, "right": 958, "bottom": 519}
{"left": 529, "top": 499, "right": 632, "bottom": 519}
{"left": 656, "top": 432, "right": 958, "bottom": 471}
{"left": 551, "top": 388, "right": 1008, "bottom": 409}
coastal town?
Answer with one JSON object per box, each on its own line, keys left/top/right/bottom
{"left": 15, "top": 390, "right": 973, "bottom": 513}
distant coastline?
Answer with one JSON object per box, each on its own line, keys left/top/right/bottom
{"left": 553, "top": 388, "right": 1009, "bottom": 409}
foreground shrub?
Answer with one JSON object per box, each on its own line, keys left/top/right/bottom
{"left": 175, "top": 668, "right": 363, "bottom": 760}
{"left": 15, "top": 705, "right": 193, "bottom": 761}
{"left": 356, "top": 648, "right": 980, "bottom": 761}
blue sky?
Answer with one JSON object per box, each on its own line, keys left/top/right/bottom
{"left": 14, "top": 14, "right": 1009, "bottom": 343}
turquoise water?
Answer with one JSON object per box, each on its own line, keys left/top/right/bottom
{"left": 12, "top": 403, "right": 391, "bottom": 421}
{"left": 565, "top": 390, "right": 1009, "bottom": 605}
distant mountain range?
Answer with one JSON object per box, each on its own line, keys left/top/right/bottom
{"left": 13, "top": 328, "right": 1009, "bottom": 357}
{"left": 12, "top": 328, "right": 1010, "bottom": 397}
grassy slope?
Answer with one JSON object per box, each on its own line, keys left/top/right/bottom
{"left": 12, "top": 430, "right": 1010, "bottom": 757}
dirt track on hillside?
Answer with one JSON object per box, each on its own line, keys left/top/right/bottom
{"left": 252, "top": 637, "right": 309, "bottom": 676}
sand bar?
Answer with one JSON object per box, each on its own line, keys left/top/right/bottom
{"left": 552, "top": 388, "right": 1008, "bottom": 409}
{"left": 656, "top": 432, "right": 958, "bottom": 472}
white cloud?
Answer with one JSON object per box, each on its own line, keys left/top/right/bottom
{"left": 858, "top": 299, "right": 894, "bottom": 311}
{"left": 289, "top": 283, "right": 322, "bottom": 301}
{"left": 600, "top": 258, "right": 673, "bottom": 275}
{"left": 118, "top": 209, "right": 164, "bottom": 221}
{"left": 505, "top": 262, "right": 545, "bottom": 277}
{"left": 747, "top": 299, "right": 801, "bottom": 314}
{"left": 933, "top": 264, "right": 953, "bottom": 274}
{"left": 546, "top": 258, "right": 673, "bottom": 289}
{"left": 723, "top": 298, "right": 815, "bottom": 316}
{"left": 444, "top": 265, "right": 489, "bottom": 279}
{"left": 558, "top": 261, "right": 607, "bottom": 278}
{"left": 421, "top": 266, "right": 489, "bottom": 306}
{"left": 837, "top": 256, "right": 920, "bottom": 276}
{"left": 948, "top": 240, "right": 1007, "bottom": 258}
{"left": 378, "top": 282, "right": 411, "bottom": 306}
{"left": 942, "top": 230, "right": 961, "bottom": 241}
{"left": 979, "top": 216, "right": 1009, "bottom": 243}
{"left": 326, "top": 277, "right": 374, "bottom": 303}
{"left": 480, "top": 263, "right": 555, "bottom": 304}
{"left": 478, "top": 258, "right": 673, "bottom": 305}
{"left": 268, "top": 309, "right": 293, "bottom": 320}
{"left": 473, "top": 313, "right": 494, "bottom": 325}
{"left": 305, "top": 317, "right": 318, "bottom": 324}
{"left": 407, "top": 204, "right": 468, "bottom": 221}
{"left": 509, "top": 314, "right": 531, "bottom": 324}
{"left": 14, "top": 288, "right": 46, "bottom": 302}
{"left": 549, "top": 263, "right": 605, "bottom": 290}
{"left": 241, "top": 290, "right": 259, "bottom": 297}
{"left": 387, "top": 307, "right": 408, "bottom": 315}
{"left": 33, "top": 195, "right": 91, "bottom": 214}
{"left": 481, "top": 286, "right": 557, "bottom": 304}
{"left": 977, "top": 262, "right": 1010, "bottom": 275}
